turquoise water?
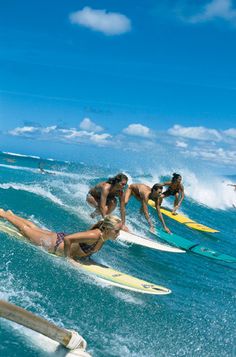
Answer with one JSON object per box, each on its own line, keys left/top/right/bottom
{"left": 0, "top": 152, "right": 236, "bottom": 357}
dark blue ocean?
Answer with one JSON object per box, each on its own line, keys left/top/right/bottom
{"left": 0, "top": 151, "right": 235, "bottom": 357}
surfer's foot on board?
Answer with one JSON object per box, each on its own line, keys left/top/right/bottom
{"left": 90, "top": 209, "right": 100, "bottom": 218}
{"left": 0, "top": 209, "right": 7, "bottom": 218}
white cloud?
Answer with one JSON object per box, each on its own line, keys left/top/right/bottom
{"left": 9, "top": 125, "right": 58, "bottom": 137}
{"left": 90, "top": 133, "right": 112, "bottom": 145}
{"left": 59, "top": 129, "right": 90, "bottom": 139}
{"left": 224, "top": 128, "right": 236, "bottom": 138}
{"left": 7, "top": 122, "right": 113, "bottom": 147}
{"left": 9, "top": 126, "right": 39, "bottom": 136}
{"left": 176, "top": 140, "right": 188, "bottom": 148}
{"left": 189, "top": 0, "right": 236, "bottom": 24}
{"left": 122, "top": 124, "right": 152, "bottom": 138}
{"left": 182, "top": 146, "right": 236, "bottom": 165}
{"left": 79, "top": 118, "right": 103, "bottom": 132}
{"left": 168, "top": 125, "right": 222, "bottom": 141}
{"left": 41, "top": 125, "right": 57, "bottom": 133}
{"left": 69, "top": 7, "right": 131, "bottom": 35}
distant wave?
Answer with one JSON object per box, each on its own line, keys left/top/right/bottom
{"left": 0, "top": 163, "right": 81, "bottom": 180}
{"left": 0, "top": 183, "right": 64, "bottom": 206}
{"left": 0, "top": 164, "right": 39, "bottom": 173}
{"left": 2, "top": 151, "right": 40, "bottom": 159}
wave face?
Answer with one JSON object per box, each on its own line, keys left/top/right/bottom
{"left": 0, "top": 151, "right": 236, "bottom": 357}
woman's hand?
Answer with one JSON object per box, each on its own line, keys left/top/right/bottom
{"left": 164, "top": 226, "right": 172, "bottom": 234}
{"left": 121, "top": 224, "right": 129, "bottom": 232}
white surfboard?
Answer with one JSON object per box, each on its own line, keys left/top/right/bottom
{"left": 118, "top": 230, "right": 185, "bottom": 253}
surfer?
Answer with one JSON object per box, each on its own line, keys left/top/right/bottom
{"left": 38, "top": 161, "right": 54, "bottom": 175}
{"left": 158, "top": 173, "right": 184, "bottom": 215}
{"left": 227, "top": 183, "right": 236, "bottom": 191}
{"left": 4, "top": 158, "right": 16, "bottom": 163}
{"left": 86, "top": 173, "right": 128, "bottom": 230}
{"left": 0, "top": 209, "right": 122, "bottom": 260}
{"left": 125, "top": 183, "right": 171, "bottom": 234}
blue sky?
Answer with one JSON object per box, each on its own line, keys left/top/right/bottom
{"left": 0, "top": 0, "right": 236, "bottom": 171}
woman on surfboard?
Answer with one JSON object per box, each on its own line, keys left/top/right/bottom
{"left": 0, "top": 209, "right": 122, "bottom": 259}
{"left": 124, "top": 183, "right": 171, "bottom": 234}
{"left": 86, "top": 173, "right": 128, "bottom": 230}
{"left": 158, "top": 173, "right": 185, "bottom": 215}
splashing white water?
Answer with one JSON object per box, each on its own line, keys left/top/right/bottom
{"left": 129, "top": 168, "right": 236, "bottom": 210}
{"left": 182, "top": 171, "right": 236, "bottom": 210}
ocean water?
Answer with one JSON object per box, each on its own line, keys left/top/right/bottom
{"left": 0, "top": 151, "right": 235, "bottom": 357}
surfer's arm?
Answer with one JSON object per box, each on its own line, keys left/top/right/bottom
{"left": 174, "top": 185, "right": 185, "bottom": 211}
{"left": 83, "top": 239, "right": 104, "bottom": 256}
{"left": 119, "top": 192, "right": 126, "bottom": 228}
{"left": 155, "top": 202, "right": 171, "bottom": 234}
{"left": 64, "top": 231, "right": 99, "bottom": 258}
{"left": 179, "top": 186, "right": 185, "bottom": 205}
{"left": 141, "top": 200, "right": 154, "bottom": 231}
{"left": 64, "top": 236, "right": 86, "bottom": 258}
{"left": 160, "top": 181, "right": 171, "bottom": 188}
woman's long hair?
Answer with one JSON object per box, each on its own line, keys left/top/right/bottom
{"left": 91, "top": 215, "right": 121, "bottom": 231}
{"left": 171, "top": 173, "right": 182, "bottom": 182}
{"left": 106, "top": 173, "right": 128, "bottom": 185}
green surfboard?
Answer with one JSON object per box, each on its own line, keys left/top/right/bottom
{"left": 154, "top": 229, "right": 236, "bottom": 263}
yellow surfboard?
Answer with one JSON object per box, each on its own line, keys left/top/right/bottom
{"left": 148, "top": 200, "right": 219, "bottom": 233}
{"left": 0, "top": 221, "right": 171, "bottom": 295}
{"left": 70, "top": 259, "right": 171, "bottom": 295}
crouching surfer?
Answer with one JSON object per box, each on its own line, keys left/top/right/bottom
{"left": 124, "top": 183, "right": 171, "bottom": 234}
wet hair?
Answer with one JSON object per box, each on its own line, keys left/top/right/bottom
{"left": 151, "top": 183, "right": 163, "bottom": 194}
{"left": 106, "top": 173, "right": 128, "bottom": 185}
{"left": 91, "top": 215, "right": 121, "bottom": 231}
{"left": 172, "top": 173, "right": 182, "bottom": 182}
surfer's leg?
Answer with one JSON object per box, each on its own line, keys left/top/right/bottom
{"left": 6, "top": 210, "right": 39, "bottom": 229}
{"left": 171, "top": 193, "right": 180, "bottom": 215}
{"left": 86, "top": 194, "right": 101, "bottom": 218}
{"left": 86, "top": 193, "right": 98, "bottom": 208}
{"left": 1, "top": 210, "right": 55, "bottom": 246}
{"left": 90, "top": 209, "right": 101, "bottom": 218}
{"left": 174, "top": 192, "right": 179, "bottom": 208}
{"left": 107, "top": 198, "right": 117, "bottom": 214}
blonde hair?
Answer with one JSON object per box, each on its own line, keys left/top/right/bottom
{"left": 91, "top": 215, "right": 121, "bottom": 231}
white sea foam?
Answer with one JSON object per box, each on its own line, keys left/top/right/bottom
{"left": 129, "top": 169, "right": 236, "bottom": 210}
{"left": 113, "top": 290, "right": 144, "bottom": 305}
{"left": 181, "top": 170, "right": 236, "bottom": 210}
